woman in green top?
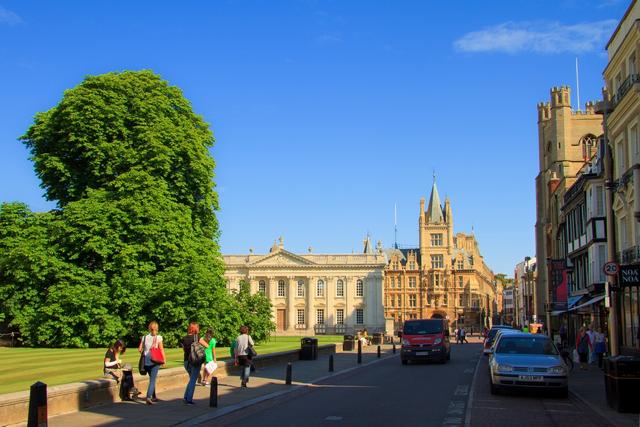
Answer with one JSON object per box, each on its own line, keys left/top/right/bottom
{"left": 201, "top": 328, "right": 217, "bottom": 386}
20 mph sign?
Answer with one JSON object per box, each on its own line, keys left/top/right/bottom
{"left": 603, "top": 262, "right": 619, "bottom": 276}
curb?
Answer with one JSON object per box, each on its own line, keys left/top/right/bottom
{"left": 568, "top": 388, "right": 627, "bottom": 427}
{"left": 173, "top": 351, "right": 398, "bottom": 427}
{"left": 464, "top": 351, "right": 482, "bottom": 427}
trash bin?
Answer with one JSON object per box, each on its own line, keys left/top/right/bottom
{"left": 371, "top": 332, "right": 383, "bottom": 345}
{"left": 604, "top": 355, "right": 640, "bottom": 413}
{"left": 343, "top": 334, "right": 355, "bottom": 351}
{"left": 300, "top": 337, "right": 318, "bottom": 360}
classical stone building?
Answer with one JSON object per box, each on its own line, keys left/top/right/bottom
{"left": 535, "top": 86, "right": 603, "bottom": 328}
{"left": 223, "top": 237, "right": 386, "bottom": 335}
{"left": 384, "top": 181, "right": 497, "bottom": 329}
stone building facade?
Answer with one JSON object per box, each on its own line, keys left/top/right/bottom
{"left": 604, "top": 0, "right": 640, "bottom": 352}
{"left": 384, "top": 181, "right": 497, "bottom": 329}
{"left": 535, "top": 86, "right": 603, "bottom": 327}
{"left": 223, "top": 237, "right": 386, "bottom": 335}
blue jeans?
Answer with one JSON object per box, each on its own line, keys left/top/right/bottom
{"left": 145, "top": 364, "right": 159, "bottom": 399}
{"left": 183, "top": 361, "right": 201, "bottom": 402}
{"left": 238, "top": 356, "right": 250, "bottom": 383}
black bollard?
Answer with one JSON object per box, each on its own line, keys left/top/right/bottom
{"left": 393, "top": 342, "right": 396, "bottom": 354}
{"left": 329, "top": 354, "right": 334, "bottom": 372}
{"left": 27, "top": 381, "right": 47, "bottom": 427}
{"left": 357, "top": 339, "right": 362, "bottom": 364}
{"left": 209, "top": 376, "right": 218, "bottom": 408}
{"left": 377, "top": 345, "right": 381, "bottom": 358}
{"left": 285, "top": 362, "right": 292, "bottom": 385}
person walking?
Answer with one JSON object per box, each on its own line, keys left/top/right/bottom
{"left": 201, "top": 328, "right": 218, "bottom": 386}
{"left": 460, "top": 327, "right": 467, "bottom": 344}
{"left": 234, "top": 325, "right": 255, "bottom": 387}
{"left": 104, "top": 339, "right": 126, "bottom": 383}
{"left": 559, "top": 321, "right": 568, "bottom": 348}
{"left": 181, "top": 322, "right": 210, "bottom": 404}
{"left": 586, "top": 324, "right": 596, "bottom": 364}
{"left": 576, "top": 327, "right": 592, "bottom": 370}
{"left": 594, "top": 328, "right": 606, "bottom": 369}
{"left": 138, "top": 321, "right": 165, "bottom": 405}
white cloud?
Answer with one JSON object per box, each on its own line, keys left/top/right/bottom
{"left": 0, "top": 5, "right": 22, "bottom": 25}
{"left": 315, "top": 32, "right": 342, "bottom": 45}
{"left": 453, "top": 20, "right": 617, "bottom": 54}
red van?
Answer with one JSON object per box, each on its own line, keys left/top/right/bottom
{"left": 400, "top": 319, "right": 451, "bottom": 364}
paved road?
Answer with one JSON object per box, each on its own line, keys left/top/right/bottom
{"left": 469, "top": 353, "right": 611, "bottom": 427}
{"left": 214, "top": 343, "right": 482, "bottom": 427}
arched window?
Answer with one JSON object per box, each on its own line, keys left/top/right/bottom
{"left": 577, "top": 134, "right": 598, "bottom": 160}
{"left": 258, "top": 280, "right": 266, "bottom": 294}
{"left": 356, "top": 279, "right": 364, "bottom": 297}
{"left": 316, "top": 280, "right": 325, "bottom": 297}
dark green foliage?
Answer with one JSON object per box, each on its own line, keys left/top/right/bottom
{"left": 0, "top": 71, "right": 274, "bottom": 347}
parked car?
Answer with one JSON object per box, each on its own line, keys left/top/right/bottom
{"left": 401, "top": 319, "right": 451, "bottom": 364}
{"left": 488, "top": 332, "right": 568, "bottom": 397}
{"left": 483, "top": 325, "right": 515, "bottom": 355}
{"left": 490, "top": 328, "right": 520, "bottom": 352}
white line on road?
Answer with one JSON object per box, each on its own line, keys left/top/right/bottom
{"left": 464, "top": 352, "right": 483, "bottom": 427}
{"left": 442, "top": 417, "right": 463, "bottom": 425}
{"left": 463, "top": 368, "right": 474, "bottom": 374}
{"left": 325, "top": 416, "right": 343, "bottom": 421}
{"left": 454, "top": 385, "right": 469, "bottom": 396}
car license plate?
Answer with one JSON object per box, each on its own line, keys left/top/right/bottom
{"left": 518, "top": 375, "right": 544, "bottom": 381}
{"left": 416, "top": 351, "right": 429, "bottom": 356}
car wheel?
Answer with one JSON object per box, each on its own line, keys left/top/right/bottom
{"left": 401, "top": 358, "right": 408, "bottom": 365}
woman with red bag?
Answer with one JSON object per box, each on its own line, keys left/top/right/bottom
{"left": 138, "top": 321, "right": 166, "bottom": 405}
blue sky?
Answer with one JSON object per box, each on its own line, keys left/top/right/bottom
{"left": 0, "top": 0, "right": 630, "bottom": 275}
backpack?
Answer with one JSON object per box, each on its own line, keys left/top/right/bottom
{"left": 188, "top": 335, "right": 206, "bottom": 366}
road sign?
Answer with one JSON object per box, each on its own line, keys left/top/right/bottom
{"left": 604, "top": 262, "right": 619, "bottom": 276}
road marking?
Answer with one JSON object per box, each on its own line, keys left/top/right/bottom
{"left": 454, "top": 385, "right": 469, "bottom": 396}
{"left": 463, "top": 368, "right": 474, "bottom": 374}
{"left": 325, "top": 416, "right": 343, "bottom": 421}
{"left": 442, "top": 417, "right": 463, "bottom": 425}
{"left": 464, "top": 352, "right": 483, "bottom": 427}
{"left": 447, "top": 401, "right": 465, "bottom": 415}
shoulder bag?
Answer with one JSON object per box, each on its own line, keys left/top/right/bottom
{"left": 150, "top": 335, "right": 165, "bottom": 364}
{"left": 138, "top": 337, "right": 147, "bottom": 375}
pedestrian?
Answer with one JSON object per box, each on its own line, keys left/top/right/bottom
{"left": 201, "top": 328, "right": 218, "bottom": 386}
{"left": 461, "top": 327, "right": 467, "bottom": 344}
{"left": 559, "top": 322, "right": 567, "bottom": 348}
{"left": 586, "top": 324, "right": 596, "bottom": 364}
{"left": 594, "top": 328, "right": 606, "bottom": 369}
{"left": 138, "top": 321, "right": 165, "bottom": 405}
{"left": 454, "top": 328, "right": 459, "bottom": 344}
{"left": 522, "top": 324, "right": 529, "bottom": 333}
{"left": 234, "top": 325, "right": 255, "bottom": 387}
{"left": 181, "top": 322, "right": 210, "bottom": 404}
{"left": 576, "top": 327, "right": 592, "bottom": 370}
{"left": 104, "top": 339, "right": 126, "bottom": 383}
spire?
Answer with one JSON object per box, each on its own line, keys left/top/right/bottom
{"left": 363, "top": 234, "right": 373, "bottom": 254}
{"left": 426, "top": 178, "right": 444, "bottom": 223}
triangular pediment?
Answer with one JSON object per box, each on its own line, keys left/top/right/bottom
{"left": 249, "top": 250, "right": 316, "bottom": 267}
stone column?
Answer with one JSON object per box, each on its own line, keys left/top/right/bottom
{"left": 345, "top": 276, "right": 353, "bottom": 329}
{"left": 326, "top": 276, "right": 334, "bottom": 330}
{"left": 307, "top": 275, "right": 314, "bottom": 333}
{"left": 287, "top": 276, "right": 295, "bottom": 333}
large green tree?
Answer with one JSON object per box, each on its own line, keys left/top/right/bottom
{"left": 0, "top": 70, "right": 274, "bottom": 347}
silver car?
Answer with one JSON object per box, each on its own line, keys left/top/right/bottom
{"left": 488, "top": 332, "right": 568, "bottom": 397}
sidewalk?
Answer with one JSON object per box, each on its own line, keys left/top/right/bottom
{"left": 569, "top": 363, "right": 640, "bottom": 427}
{"left": 41, "top": 344, "right": 395, "bottom": 427}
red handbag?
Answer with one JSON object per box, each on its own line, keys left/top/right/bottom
{"left": 149, "top": 336, "right": 165, "bottom": 364}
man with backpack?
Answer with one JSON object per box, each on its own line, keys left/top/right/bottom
{"left": 181, "top": 322, "right": 210, "bottom": 405}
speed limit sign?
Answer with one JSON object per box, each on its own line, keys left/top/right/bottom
{"left": 603, "top": 262, "right": 619, "bottom": 276}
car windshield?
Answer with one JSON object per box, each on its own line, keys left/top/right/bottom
{"left": 487, "top": 327, "right": 511, "bottom": 340}
{"left": 403, "top": 321, "right": 442, "bottom": 335}
{"left": 495, "top": 337, "right": 558, "bottom": 355}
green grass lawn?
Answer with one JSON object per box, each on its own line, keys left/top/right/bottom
{"left": 0, "top": 335, "right": 343, "bottom": 395}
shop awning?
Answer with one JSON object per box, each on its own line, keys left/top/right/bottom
{"left": 568, "top": 294, "right": 605, "bottom": 312}
{"left": 568, "top": 295, "right": 583, "bottom": 309}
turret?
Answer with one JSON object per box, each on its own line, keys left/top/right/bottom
{"left": 537, "top": 102, "right": 551, "bottom": 122}
{"left": 445, "top": 196, "right": 454, "bottom": 248}
{"left": 550, "top": 86, "right": 571, "bottom": 109}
